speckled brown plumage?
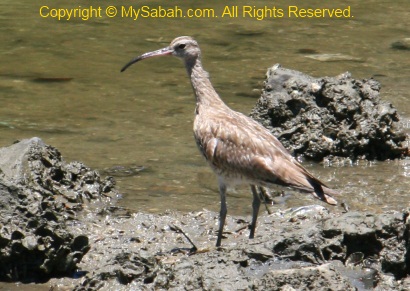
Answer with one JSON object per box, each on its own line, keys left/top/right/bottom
{"left": 121, "top": 36, "right": 340, "bottom": 247}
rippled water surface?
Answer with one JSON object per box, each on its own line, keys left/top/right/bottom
{"left": 1, "top": 0, "right": 410, "bottom": 224}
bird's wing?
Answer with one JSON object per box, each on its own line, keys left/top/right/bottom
{"left": 194, "top": 108, "right": 339, "bottom": 204}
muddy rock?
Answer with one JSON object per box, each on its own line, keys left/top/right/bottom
{"left": 0, "top": 138, "right": 118, "bottom": 282}
{"left": 249, "top": 64, "right": 409, "bottom": 161}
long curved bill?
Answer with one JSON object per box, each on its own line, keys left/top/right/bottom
{"left": 120, "top": 47, "right": 173, "bottom": 72}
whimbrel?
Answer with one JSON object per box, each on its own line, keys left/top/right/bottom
{"left": 121, "top": 36, "right": 339, "bottom": 247}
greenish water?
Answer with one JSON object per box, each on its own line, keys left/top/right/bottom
{"left": 1, "top": 0, "right": 410, "bottom": 222}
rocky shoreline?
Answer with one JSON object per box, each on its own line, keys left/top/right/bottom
{"left": 1, "top": 65, "right": 409, "bottom": 290}
{"left": 0, "top": 138, "right": 409, "bottom": 290}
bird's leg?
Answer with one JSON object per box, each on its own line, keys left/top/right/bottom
{"left": 258, "top": 186, "right": 273, "bottom": 215}
{"left": 216, "top": 181, "right": 227, "bottom": 247}
{"left": 250, "top": 185, "right": 261, "bottom": 239}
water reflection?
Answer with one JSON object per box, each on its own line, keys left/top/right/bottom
{"left": 0, "top": 0, "right": 409, "bottom": 217}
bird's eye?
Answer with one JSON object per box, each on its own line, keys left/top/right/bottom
{"left": 178, "top": 44, "right": 186, "bottom": 49}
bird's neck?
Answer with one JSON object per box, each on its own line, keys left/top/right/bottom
{"left": 185, "top": 58, "right": 226, "bottom": 108}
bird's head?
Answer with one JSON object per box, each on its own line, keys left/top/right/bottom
{"left": 121, "top": 36, "right": 200, "bottom": 72}
{"left": 169, "top": 36, "right": 200, "bottom": 61}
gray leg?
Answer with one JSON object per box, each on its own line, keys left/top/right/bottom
{"left": 250, "top": 185, "right": 261, "bottom": 239}
{"left": 258, "top": 186, "right": 272, "bottom": 215}
{"left": 216, "top": 181, "right": 227, "bottom": 247}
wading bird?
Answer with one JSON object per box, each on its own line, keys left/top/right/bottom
{"left": 121, "top": 36, "right": 339, "bottom": 247}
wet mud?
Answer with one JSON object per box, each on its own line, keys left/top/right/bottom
{"left": 0, "top": 138, "right": 409, "bottom": 290}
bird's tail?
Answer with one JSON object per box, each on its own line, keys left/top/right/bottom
{"left": 308, "top": 178, "right": 339, "bottom": 205}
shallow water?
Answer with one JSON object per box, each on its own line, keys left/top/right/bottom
{"left": 1, "top": 0, "right": 410, "bottom": 223}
